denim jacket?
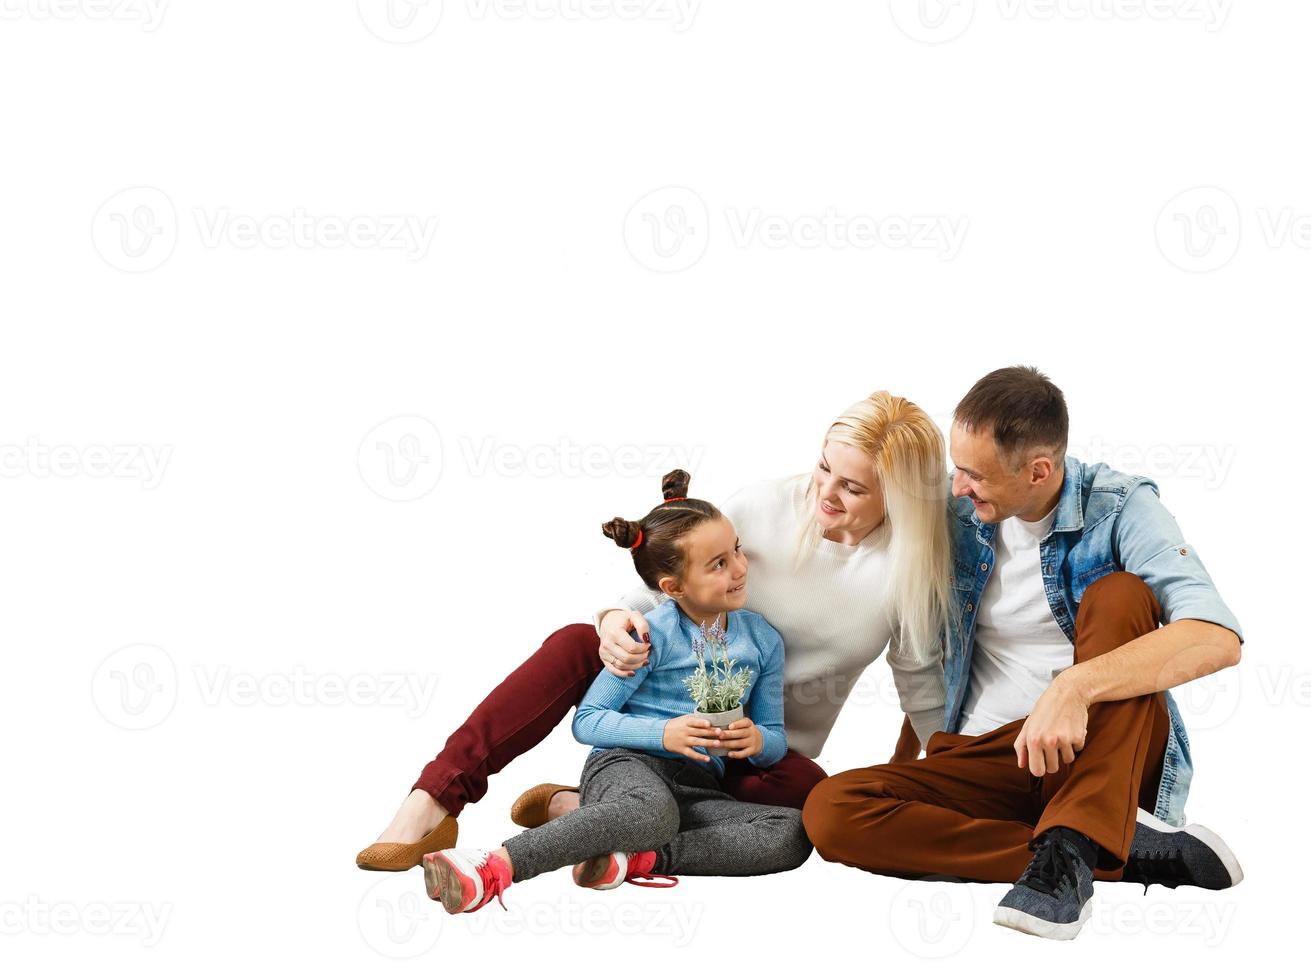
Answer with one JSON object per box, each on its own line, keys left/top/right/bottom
{"left": 943, "top": 456, "right": 1243, "bottom": 827}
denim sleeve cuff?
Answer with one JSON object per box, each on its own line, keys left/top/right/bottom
{"left": 1160, "top": 587, "right": 1244, "bottom": 643}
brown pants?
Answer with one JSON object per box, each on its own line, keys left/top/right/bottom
{"left": 802, "top": 572, "right": 1170, "bottom": 884}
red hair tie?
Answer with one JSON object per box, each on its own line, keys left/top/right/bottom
{"left": 630, "top": 528, "right": 644, "bottom": 550}
{"left": 664, "top": 497, "right": 686, "bottom": 502}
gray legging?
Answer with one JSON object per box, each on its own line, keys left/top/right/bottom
{"left": 502, "top": 747, "right": 813, "bottom": 882}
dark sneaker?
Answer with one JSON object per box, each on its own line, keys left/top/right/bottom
{"left": 1122, "top": 809, "right": 1244, "bottom": 891}
{"left": 994, "top": 828, "right": 1095, "bottom": 941}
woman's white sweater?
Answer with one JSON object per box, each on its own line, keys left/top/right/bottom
{"left": 599, "top": 474, "right": 946, "bottom": 757}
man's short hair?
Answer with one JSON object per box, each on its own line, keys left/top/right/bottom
{"left": 954, "top": 366, "right": 1069, "bottom": 467}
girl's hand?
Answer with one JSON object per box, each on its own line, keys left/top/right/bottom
{"left": 716, "top": 718, "right": 763, "bottom": 759}
{"left": 598, "top": 608, "right": 651, "bottom": 678}
{"left": 662, "top": 714, "right": 722, "bottom": 762}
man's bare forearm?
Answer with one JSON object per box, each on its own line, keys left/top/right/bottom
{"left": 1060, "top": 619, "right": 1241, "bottom": 706}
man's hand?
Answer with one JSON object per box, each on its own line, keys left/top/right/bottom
{"left": 598, "top": 608, "right": 651, "bottom": 678}
{"left": 1014, "top": 672, "right": 1090, "bottom": 777}
{"left": 713, "top": 717, "right": 763, "bottom": 759}
{"left": 662, "top": 714, "right": 723, "bottom": 762}
{"left": 888, "top": 714, "right": 921, "bottom": 764}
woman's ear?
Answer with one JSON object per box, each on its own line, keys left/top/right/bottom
{"left": 657, "top": 575, "right": 682, "bottom": 599}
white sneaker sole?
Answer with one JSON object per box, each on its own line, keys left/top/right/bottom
{"left": 423, "top": 850, "right": 485, "bottom": 914}
{"left": 993, "top": 902, "right": 1091, "bottom": 941}
{"left": 1135, "top": 809, "right": 1245, "bottom": 888}
{"left": 573, "top": 853, "right": 627, "bottom": 890}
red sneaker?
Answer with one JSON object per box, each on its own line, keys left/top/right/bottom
{"left": 573, "top": 850, "right": 678, "bottom": 890}
{"left": 422, "top": 848, "right": 512, "bottom": 914}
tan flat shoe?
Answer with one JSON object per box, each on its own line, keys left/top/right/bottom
{"left": 356, "top": 815, "right": 458, "bottom": 872}
{"left": 510, "top": 783, "right": 578, "bottom": 829}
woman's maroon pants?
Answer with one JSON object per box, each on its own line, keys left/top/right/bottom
{"left": 412, "top": 624, "right": 826, "bottom": 815}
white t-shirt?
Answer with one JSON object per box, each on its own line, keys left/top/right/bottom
{"left": 957, "top": 503, "right": 1073, "bottom": 737}
{"left": 597, "top": 475, "right": 947, "bottom": 756}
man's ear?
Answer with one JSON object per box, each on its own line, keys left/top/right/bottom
{"left": 1029, "top": 455, "right": 1055, "bottom": 485}
{"left": 658, "top": 575, "right": 682, "bottom": 599}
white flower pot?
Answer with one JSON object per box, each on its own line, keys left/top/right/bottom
{"left": 696, "top": 704, "right": 744, "bottom": 757}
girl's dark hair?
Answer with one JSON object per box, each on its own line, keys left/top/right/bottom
{"left": 601, "top": 469, "right": 722, "bottom": 591}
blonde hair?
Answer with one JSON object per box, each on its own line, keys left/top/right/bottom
{"left": 794, "top": 391, "right": 953, "bottom": 669}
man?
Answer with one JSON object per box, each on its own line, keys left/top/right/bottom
{"left": 802, "top": 366, "right": 1244, "bottom": 941}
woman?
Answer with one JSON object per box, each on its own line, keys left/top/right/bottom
{"left": 356, "top": 391, "right": 953, "bottom": 871}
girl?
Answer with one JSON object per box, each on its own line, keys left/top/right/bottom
{"left": 421, "top": 470, "right": 812, "bottom": 914}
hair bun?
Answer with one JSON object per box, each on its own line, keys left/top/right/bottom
{"left": 601, "top": 517, "right": 642, "bottom": 549}
{"left": 661, "top": 469, "right": 691, "bottom": 501}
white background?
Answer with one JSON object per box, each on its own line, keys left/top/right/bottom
{"left": 0, "top": 0, "right": 1302, "bottom": 973}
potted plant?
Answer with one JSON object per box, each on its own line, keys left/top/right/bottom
{"left": 682, "top": 617, "right": 753, "bottom": 757}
